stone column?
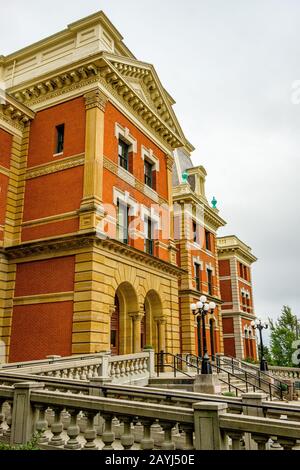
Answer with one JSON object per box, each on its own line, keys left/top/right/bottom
{"left": 130, "top": 312, "right": 144, "bottom": 353}
{"left": 241, "top": 392, "right": 266, "bottom": 450}
{"left": 166, "top": 154, "right": 177, "bottom": 265}
{"left": 79, "top": 87, "right": 108, "bottom": 233}
{"left": 193, "top": 402, "right": 228, "bottom": 450}
{"left": 157, "top": 318, "right": 166, "bottom": 352}
{"left": 11, "top": 382, "right": 44, "bottom": 445}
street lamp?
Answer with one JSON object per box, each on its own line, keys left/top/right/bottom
{"left": 251, "top": 319, "right": 268, "bottom": 371}
{"left": 191, "top": 296, "right": 216, "bottom": 374}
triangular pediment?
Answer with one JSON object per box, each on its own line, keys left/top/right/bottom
{"left": 103, "top": 54, "right": 186, "bottom": 143}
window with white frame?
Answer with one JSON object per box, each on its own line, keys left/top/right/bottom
{"left": 115, "top": 123, "right": 137, "bottom": 174}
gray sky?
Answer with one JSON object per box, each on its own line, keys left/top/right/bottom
{"left": 1, "top": 0, "right": 299, "bottom": 328}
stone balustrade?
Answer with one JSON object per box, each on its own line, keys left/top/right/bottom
{"left": 1, "top": 383, "right": 300, "bottom": 450}
{"left": 0, "top": 350, "right": 154, "bottom": 386}
{"left": 107, "top": 352, "right": 152, "bottom": 385}
{"left": 268, "top": 366, "right": 300, "bottom": 379}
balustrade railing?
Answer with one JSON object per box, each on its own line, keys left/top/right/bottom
{"left": 0, "top": 351, "right": 153, "bottom": 386}
{"left": 1, "top": 382, "right": 300, "bottom": 450}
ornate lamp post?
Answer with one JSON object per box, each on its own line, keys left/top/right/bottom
{"left": 251, "top": 319, "right": 268, "bottom": 371}
{"left": 191, "top": 296, "right": 216, "bottom": 374}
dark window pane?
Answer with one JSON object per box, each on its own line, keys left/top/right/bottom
{"left": 207, "top": 269, "right": 213, "bottom": 295}
{"left": 117, "top": 200, "right": 129, "bottom": 244}
{"left": 194, "top": 263, "right": 201, "bottom": 291}
{"left": 144, "top": 217, "right": 154, "bottom": 255}
{"left": 144, "top": 160, "right": 154, "bottom": 188}
{"left": 118, "top": 139, "right": 129, "bottom": 170}
{"left": 193, "top": 221, "right": 198, "bottom": 243}
{"left": 205, "top": 230, "right": 211, "bottom": 251}
{"left": 55, "top": 124, "right": 64, "bottom": 154}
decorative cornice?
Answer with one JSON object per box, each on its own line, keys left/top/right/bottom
{"left": 8, "top": 53, "right": 184, "bottom": 150}
{"left": 173, "top": 188, "right": 227, "bottom": 232}
{"left": 84, "top": 88, "right": 108, "bottom": 111}
{"left": 9, "top": 61, "right": 100, "bottom": 109}
{"left": 217, "top": 235, "right": 257, "bottom": 264}
{"left": 25, "top": 153, "right": 84, "bottom": 179}
{"left": 96, "top": 237, "right": 185, "bottom": 277}
{"left": 166, "top": 154, "right": 174, "bottom": 172}
{"left": 3, "top": 232, "right": 185, "bottom": 277}
{"left": 0, "top": 92, "right": 35, "bottom": 133}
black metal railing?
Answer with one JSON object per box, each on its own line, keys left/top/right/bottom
{"left": 155, "top": 352, "right": 248, "bottom": 397}
{"left": 215, "top": 354, "right": 289, "bottom": 400}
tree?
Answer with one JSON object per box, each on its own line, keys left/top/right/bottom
{"left": 269, "top": 305, "right": 300, "bottom": 367}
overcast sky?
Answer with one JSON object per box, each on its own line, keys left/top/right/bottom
{"left": 1, "top": 0, "right": 299, "bottom": 328}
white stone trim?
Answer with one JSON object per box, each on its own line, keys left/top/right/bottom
{"left": 144, "top": 185, "right": 159, "bottom": 202}
{"left": 205, "top": 263, "right": 215, "bottom": 276}
{"left": 115, "top": 122, "right": 137, "bottom": 153}
{"left": 192, "top": 256, "right": 203, "bottom": 270}
{"left": 141, "top": 205, "right": 160, "bottom": 237}
{"left": 113, "top": 188, "right": 137, "bottom": 215}
{"left": 141, "top": 145, "right": 160, "bottom": 171}
{"left": 117, "top": 166, "right": 135, "bottom": 186}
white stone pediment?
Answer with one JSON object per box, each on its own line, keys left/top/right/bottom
{"left": 104, "top": 55, "right": 185, "bottom": 142}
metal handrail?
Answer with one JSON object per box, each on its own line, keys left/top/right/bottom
{"left": 155, "top": 352, "right": 247, "bottom": 397}
{"left": 186, "top": 353, "right": 284, "bottom": 400}
{"left": 217, "top": 354, "right": 289, "bottom": 400}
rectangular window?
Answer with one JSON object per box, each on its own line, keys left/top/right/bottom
{"left": 205, "top": 230, "right": 211, "bottom": 251}
{"left": 207, "top": 268, "right": 213, "bottom": 295}
{"left": 117, "top": 200, "right": 129, "bottom": 244}
{"left": 144, "top": 216, "right": 154, "bottom": 255}
{"left": 118, "top": 139, "right": 129, "bottom": 170}
{"left": 239, "top": 262, "right": 244, "bottom": 278}
{"left": 144, "top": 160, "right": 154, "bottom": 188}
{"left": 55, "top": 124, "right": 64, "bottom": 154}
{"left": 194, "top": 263, "right": 201, "bottom": 291}
{"left": 193, "top": 220, "right": 198, "bottom": 244}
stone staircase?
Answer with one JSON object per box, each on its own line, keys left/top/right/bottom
{"left": 148, "top": 371, "right": 257, "bottom": 396}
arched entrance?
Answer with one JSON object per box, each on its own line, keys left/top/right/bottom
{"left": 144, "top": 290, "right": 164, "bottom": 352}
{"left": 111, "top": 282, "right": 139, "bottom": 355}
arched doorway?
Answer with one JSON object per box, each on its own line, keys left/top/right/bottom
{"left": 144, "top": 290, "right": 164, "bottom": 352}
{"left": 112, "top": 282, "right": 139, "bottom": 355}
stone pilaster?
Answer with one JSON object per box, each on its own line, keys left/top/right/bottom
{"left": 72, "top": 246, "right": 111, "bottom": 354}
{"left": 79, "top": 88, "right": 108, "bottom": 233}
{"left": 4, "top": 123, "right": 31, "bottom": 246}
{"left": 0, "top": 257, "right": 16, "bottom": 362}
{"left": 157, "top": 317, "right": 166, "bottom": 352}
{"left": 166, "top": 154, "right": 177, "bottom": 265}
{"left": 233, "top": 315, "right": 244, "bottom": 359}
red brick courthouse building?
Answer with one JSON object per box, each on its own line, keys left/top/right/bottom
{"left": 0, "top": 12, "right": 257, "bottom": 363}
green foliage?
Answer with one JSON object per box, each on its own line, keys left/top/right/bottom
{"left": 143, "top": 345, "right": 154, "bottom": 350}
{"left": 279, "top": 383, "right": 289, "bottom": 392}
{"left": 243, "top": 357, "right": 259, "bottom": 365}
{"left": 0, "top": 432, "right": 41, "bottom": 450}
{"left": 269, "top": 305, "right": 300, "bottom": 367}
{"left": 222, "top": 391, "right": 236, "bottom": 397}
